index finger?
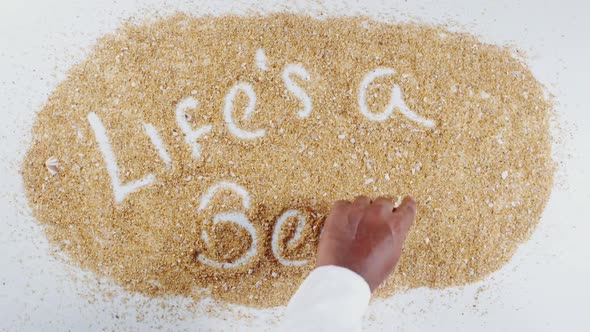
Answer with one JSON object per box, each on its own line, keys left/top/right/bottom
{"left": 320, "top": 199, "right": 352, "bottom": 237}
{"left": 330, "top": 199, "right": 351, "bottom": 214}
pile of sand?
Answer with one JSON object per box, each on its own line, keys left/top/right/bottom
{"left": 21, "top": 13, "right": 554, "bottom": 306}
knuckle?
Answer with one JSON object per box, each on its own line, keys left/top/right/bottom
{"left": 367, "top": 205, "right": 385, "bottom": 218}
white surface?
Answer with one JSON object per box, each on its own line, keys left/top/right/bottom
{"left": 1, "top": 0, "right": 589, "bottom": 331}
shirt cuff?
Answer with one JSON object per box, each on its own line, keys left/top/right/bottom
{"left": 280, "top": 265, "right": 371, "bottom": 332}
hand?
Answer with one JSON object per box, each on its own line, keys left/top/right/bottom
{"left": 315, "top": 195, "right": 416, "bottom": 292}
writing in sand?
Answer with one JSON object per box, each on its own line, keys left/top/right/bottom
{"left": 87, "top": 52, "right": 435, "bottom": 269}
{"left": 21, "top": 14, "right": 553, "bottom": 306}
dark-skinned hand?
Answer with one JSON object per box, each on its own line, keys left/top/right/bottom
{"left": 316, "top": 195, "right": 416, "bottom": 292}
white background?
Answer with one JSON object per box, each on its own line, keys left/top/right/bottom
{"left": 1, "top": 0, "right": 589, "bottom": 331}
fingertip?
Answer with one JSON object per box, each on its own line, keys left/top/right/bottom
{"left": 400, "top": 195, "right": 417, "bottom": 215}
{"left": 352, "top": 195, "right": 371, "bottom": 207}
{"left": 331, "top": 199, "right": 351, "bottom": 210}
{"left": 327, "top": 200, "right": 351, "bottom": 220}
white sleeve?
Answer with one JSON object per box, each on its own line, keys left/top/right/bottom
{"left": 278, "top": 265, "right": 371, "bottom": 332}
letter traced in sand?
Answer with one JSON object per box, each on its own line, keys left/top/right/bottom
{"left": 223, "top": 82, "right": 266, "bottom": 140}
{"left": 358, "top": 67, "right": 435, "bottom": 127}
{"left": 87, "top": 112, "right": 155, "bottom": 203}
{"left": 271, "top": 209, "right": 309, "bottom": 266}
{"left": 282, "top": 63, "right": 312, "bottom": 118}
{"left": 143, "top": 123, "right": 171, "bottom": 167}
{"left": 197, "top": 181, "right": 257, "bottom": 268}
{"left": 255, "top": 48, "right": 268, "bottom": 71}
{"left": 175, "top": 97, "right": 212, "bottom": 159}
